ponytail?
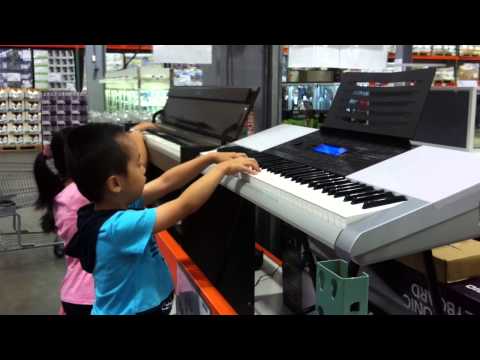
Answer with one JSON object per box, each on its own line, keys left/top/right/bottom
{"left": 33, "top": 127, "right": 73, "bottom": 233}
{"left": 33, "top": 152, "right": 64, "bottom": 233}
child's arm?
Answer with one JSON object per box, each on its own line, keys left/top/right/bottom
{"left": 143, "top": 151, "right": 247, "bottom": 206}
{"left": 152, "top": 156, "right": 259, "bottom": 233}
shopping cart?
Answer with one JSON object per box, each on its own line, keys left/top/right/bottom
{"left": 0, "top": 162, "right": 64, "bottom": 257}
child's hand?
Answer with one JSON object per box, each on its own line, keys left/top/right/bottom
{"left": 131, "top": 122, "right": 159, "bottom": 132}
{"left": 210, "top": 151, "right": 247, "bottom": 164}
{"left": 217, "top": 157, "right": 260, "bottom": 176}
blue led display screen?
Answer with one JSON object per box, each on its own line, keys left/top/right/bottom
{"left": 312, "top": 144, "right": 348, "bottom": 157}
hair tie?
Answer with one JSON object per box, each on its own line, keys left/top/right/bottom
{"left": 42, "top": 145, "right": 53, "bottom": 159}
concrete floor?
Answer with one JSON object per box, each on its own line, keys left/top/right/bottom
{"left": 1, "top": 151, "right": 66, "bottom": 315}
{"left": 0, "top": 240, "right": 65, "bottom": 315}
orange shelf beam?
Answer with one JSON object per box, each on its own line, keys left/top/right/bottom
{"left": 1, "top": 44, "right": 84, "bottom": 50}
{"left": 255, "top": 243, "right": 283, "bottom": 267}
{"left": 1, "top": 45, "right": 153, "bottom": 53}
{"left": 106, "top": 45, "right": 152, "bottom": 52}
{"left": 413, "top": 55, "right": 459, "bottom": 61}
{"left": 458, "top": 56, "right": 480, "bottom": 62}
{"left": 154, "top": 230, "right": 237, "bottom": 315}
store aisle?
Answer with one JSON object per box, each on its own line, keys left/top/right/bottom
{"left": 0, "top": 152, "right": 65, "bottom": 314}
{"left": 0, "top": 237, "right": 65, "bottom": 315}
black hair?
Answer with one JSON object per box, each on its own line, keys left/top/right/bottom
{"left": 65, "top": 123, "right": 129, "bottom": 202}
{"left": 33, "top": 128, "right": 72, "bottom": 233}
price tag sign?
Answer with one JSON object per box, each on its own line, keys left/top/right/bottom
{"left": 5, "top": 73, "right": 21, "bottom": 82}
{"left": 48, "top": 73, "right": 63, "bottom": 82}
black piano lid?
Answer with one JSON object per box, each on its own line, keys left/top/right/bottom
{"left": 324, "top": 68, "right": 436, "bottom": 140}
{"left": 160, "top": 86, "right": 259, "bottom": 144}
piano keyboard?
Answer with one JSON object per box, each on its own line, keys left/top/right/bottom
{"left": 217, "top": 145, "right": 408, "bottom": 224}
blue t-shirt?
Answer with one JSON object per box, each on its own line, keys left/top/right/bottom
{"left": 91, "top": 198, "right": 174, "bottom": 315}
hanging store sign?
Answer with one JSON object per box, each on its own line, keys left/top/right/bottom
{"left": 288, "top": 45, "right": 388, "bottom": 70}
{"left": 152, "top": 45, "right": 212, "bottom": 64}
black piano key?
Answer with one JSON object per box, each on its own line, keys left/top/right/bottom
{"left": 328, "top": 184, "right": 365, "bottom": 196}
{"left": 280, "top": 166, "right": 312, "bottom": 176}
{"left": 267, "top": 163, "right": 294, "bottom": 171}
{"left": 275, "top": 164, "right": 307, "bottom": 173}
{"left": 294, "top": 174, "right": 328, "bottom": 183}
{"left": 308, "top": 174, "right": 339, "bottom": 182}
{"left": 344, "top": 189, "right": 383, "bottom": 202}
{"left": 301, "top": 177, "right": 332, "bottom": 185}
{"left": 284, "top": 172, "right": 316, "bottom": 180}
{"left": 250, "top": 153, "right": 273, "bottom": 158}
{"left": 271, "top": 168, "right": 298, "bottom": 175}
{"left": 351, "top": 192, "right": 392, "bottom": 205}
{"left": 312, "top": 178, "right": 347, "bottom": 190}
{"left": 307, "top": 177, "right": 340, "bottom": 187}
{"left": 269, "top": 160, "right": 299, "bottom": 168}
{"left": 323, "top": 182, "right": 357, "bottom": 193}
{"left": 322, "top": 180, "right": 352, "bottom": 192}
{"left": 257, "top": 160, "right": 288, "bottom": 168}
{"left": 255, "top": 157, "right": 273, "bottom": 162}
{"left": 338, "top": 186, "right": 374, "bottom": 199}
{"left": 260, "top": 161, "right": 284, "bottom": 168}
{"left": 292, "top": 170, "right": 327, "bottom": 181}
{"left": 220, "top": 146, "right": 251, "bottom": 153}
{"left": 271, "top": 166, "right": 303, "bottom": 174}
{"left": 295, "top": 172, "right": 333, "bottom": 184}
{"left": 333, "top": 187, "right": 371, "bottom": 198}
{"left": 287, "top": 168, "right": 318, "bottom": 177}
{"left": 309, "top": 176, "right": 344, "bottom": 187}
{"left": 362, "top": 195, "right": 407, "bottom": 209}
{"left": 280, "top": 164, "right": 311, "bottom": 172}
{"left": 326, "top": 182, "right": 360, "bottom": 192}
{"left": 260, "top": 155, "right": 284, "bottom": 160}
{"left": 302, "top": 170, "right": 332, "bottom": 177}
{"left": 262, "top": 159, "right": 289, "bottom": 166}
{"left": 259, "top": 156, "right": 281, "bottom": 160}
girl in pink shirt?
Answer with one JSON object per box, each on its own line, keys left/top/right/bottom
{"left": 34, "top": 128, "right": 94, "bottom": 315}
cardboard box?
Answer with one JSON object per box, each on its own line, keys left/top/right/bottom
{"left": 458, "top": 63, "right": 479, "bottom": 80}
{"left": 398, "top": 240, "right": 480, "bottom": 283}
{"left": 304, "top": 70, "right": 334, "bottom": 83}
{"left": 372, "top": 260, "right": 480, "bottom": 315}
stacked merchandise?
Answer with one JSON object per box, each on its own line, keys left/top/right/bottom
{"left": 412, "top": 45, "right": 480, "bottom": 58}
{"left": 41, "top": 91, "right": 88, "bottom": 145}
{"left": 458, "top": 63, "right": 479, "bottom": 86}
{"left": 0, "top": 88, "right": 42, "bottom": 148}
{"left": 0, "top": 48, "right": 33, "bottom": 88}
{"left": 106, "top": 53, "right": 125, "bottom": 72}
{"left": 431, "top": 45, "right": 456, "bottom": 56}
{"left": 412, "top": 45, "right": 456, "bottom": 56}
{"left": 459, "top": 45, "right": 480, "bottom": 57}
{"left": 34, "top": 50, "right": 76, "bottom": 90}
{"left": 387, "top": 45, "right": 397, "bottom": 54}
{"left": 433, "top": 67, "right": 456, "bottom": 86}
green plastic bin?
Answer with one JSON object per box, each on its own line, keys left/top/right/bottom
{"left": 316, "top": 259, "right": 369, "bottom": 315}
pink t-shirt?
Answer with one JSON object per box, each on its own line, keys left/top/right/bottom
{"left": 53, "top": 182, "right": 94, "bottom": 305}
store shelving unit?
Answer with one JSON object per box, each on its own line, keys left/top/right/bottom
{"left": 40, "top": 90, "right": 88, "bottom": 145}
{"left": 0, "top": 88, "right": 42, "bottom": 151}
{"left": 388, "top": 46, "right": 480, "bottom": 87}
{"left": 100, "top": 63, "right": 170, "bottom": 114}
